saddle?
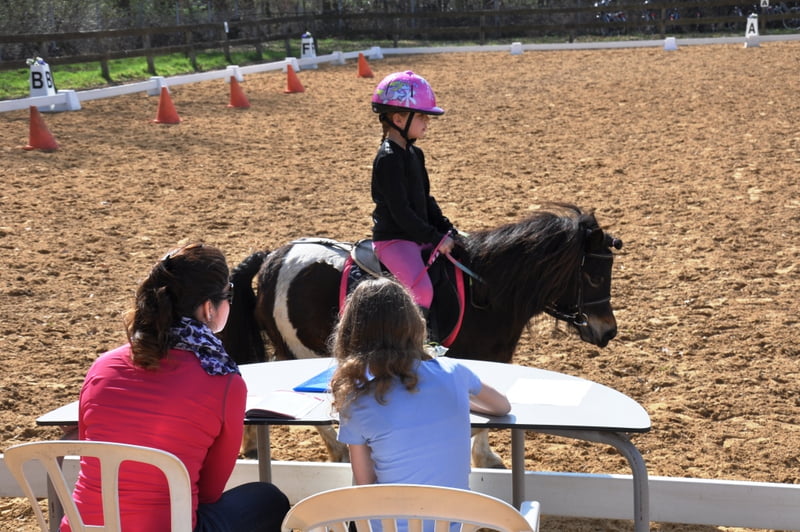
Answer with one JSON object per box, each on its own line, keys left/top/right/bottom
{"left": 351, "top": 240, "right": 383, "bottom": 278}
{"left": 342, "top": 239, "right": 467, "bottom": 346}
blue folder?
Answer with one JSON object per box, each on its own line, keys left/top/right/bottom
{"left": 293, "top": 365, "right": 336, "bottom": 393}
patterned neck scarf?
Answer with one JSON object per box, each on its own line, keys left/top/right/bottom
{"left": 169, "top": 316, "right": 240, "bottom": 376}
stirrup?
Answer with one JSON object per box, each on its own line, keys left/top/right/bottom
{"left": 424, "top": 343, "right": 449, "bottom": 357}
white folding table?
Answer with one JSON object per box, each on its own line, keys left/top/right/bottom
{"left": 37, "top": 357, "right": 651, "bottom": 531}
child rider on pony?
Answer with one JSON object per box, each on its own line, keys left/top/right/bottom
{"left": 369, "top": 70, "right": 459, "bottom": 336}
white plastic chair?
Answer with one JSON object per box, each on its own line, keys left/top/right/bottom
{"left": 4, "top": 440, "right": 193, "bottom": 532}
{"left": 281, "top": 483, "right": 540, "bottom": 532}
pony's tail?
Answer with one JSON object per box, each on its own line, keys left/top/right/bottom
{"left": 220, "top": 250, "right": 269, "bottom": 365}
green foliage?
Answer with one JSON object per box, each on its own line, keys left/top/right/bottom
{"left": 0, "top": 48, "right": 285, "bottom": 100}
{"left": 0, "top": 36, "right": 473, "bottom": 100}
{"left": 0, "top": 69, "right": 34, "bottom": 101}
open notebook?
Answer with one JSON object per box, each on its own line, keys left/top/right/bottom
{"left": 245, "top": 390, "right": 325, "bottom": 420}
{"left": 245, "top": 365, "right": 336, "bottom": 419}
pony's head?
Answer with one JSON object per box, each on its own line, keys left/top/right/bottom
{"left": 465, "top": 203, "right": 622, "bottom": 348}
{"left": 544, "top": 209, "right": 622, "bottom": 347}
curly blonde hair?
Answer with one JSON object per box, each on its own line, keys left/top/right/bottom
{"left": 330, "top": 278, "right": 429, "bottom": 417}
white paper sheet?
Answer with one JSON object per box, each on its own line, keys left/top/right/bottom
{"left": 506, "top": 378, "right": 592, "bottom": 406}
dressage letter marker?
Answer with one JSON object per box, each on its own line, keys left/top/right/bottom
{"left": 745, "top": 14, "right": 760, "bottom": 48}
{"left": 28, "top": 57, "right": 57, "bottom": 112}
{"left": 300, "top": 32, "right": 317, "bottom": 69}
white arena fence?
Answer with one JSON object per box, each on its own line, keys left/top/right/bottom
{"left": 2, "top": 34, "right": 800, "bottom": 114}
{"left": 1, "top": 456, "right": 799, "bottom": 529}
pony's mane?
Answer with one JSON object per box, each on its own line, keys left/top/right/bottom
{"left": 222, "top": 249, "right": 270, "bottom": 364}
{"left": 464, "top": 203, "right": 595, "bottom": 317}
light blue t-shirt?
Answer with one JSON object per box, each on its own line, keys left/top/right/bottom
{"left": 337, "top": 356, "right": 482, "bottom": 490}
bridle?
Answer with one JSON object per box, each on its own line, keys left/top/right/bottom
{"left": 545, "top": 230, "right": 622, "bottom": 329}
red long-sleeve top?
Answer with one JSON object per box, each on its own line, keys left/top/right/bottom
{"left": 61, "top": 344, "right": 245, "bottom": 531}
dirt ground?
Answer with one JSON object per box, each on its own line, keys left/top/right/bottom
{"left": 1, "top": 40, "right": 799, "bottom": 531}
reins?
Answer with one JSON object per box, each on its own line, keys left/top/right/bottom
{"left": 444, "top": 252, "right": 484, "bottom": 283}
{"left": 411, "top": 231, "right": 485, "bottom": 288}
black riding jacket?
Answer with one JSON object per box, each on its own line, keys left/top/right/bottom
{"left": 371, "top": 139, "right": 454, "bottom": 246}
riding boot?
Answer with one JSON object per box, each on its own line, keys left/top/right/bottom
{"left": 419, "top": 306, "right": 448, "bottom": 356}
{"left": 418, "top": 306, "right": 439, "bottom": 344}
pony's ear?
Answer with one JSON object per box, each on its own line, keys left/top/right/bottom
{"left": 585, "top": 228, "right": 605, "bottom": 249}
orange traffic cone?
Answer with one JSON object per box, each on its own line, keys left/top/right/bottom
{"left": 153, "top": 86, "right": 181, "bottom": 124}
{"left": 357, "top": 53, "right": 374, "bottom": 78}
{"left": 284, "top": 65, "right": 305, "bottom": 93}
{"left": 22, "top": 106, "right": 58, "bottom": 152}
{"left": 228, "top": 76, "right": 250, "bottom": 108}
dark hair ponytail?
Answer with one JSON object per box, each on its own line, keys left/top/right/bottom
{"left": 125, "top": 242, "right": 229, "bottom": 369}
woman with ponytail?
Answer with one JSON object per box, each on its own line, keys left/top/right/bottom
{"left": 63, "top": 242, "right": 289, "bottom": 532}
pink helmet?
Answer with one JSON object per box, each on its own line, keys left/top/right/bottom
{"left": 371, "top": 71, "right": 444, "bottom": 115}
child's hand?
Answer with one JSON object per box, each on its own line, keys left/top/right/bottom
{"left": 440, "top": 235, "right": 455, "bottom": 254}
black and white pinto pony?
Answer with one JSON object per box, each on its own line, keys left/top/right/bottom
{"left": 221, "top": 203, "right": 623, "bottom": 466}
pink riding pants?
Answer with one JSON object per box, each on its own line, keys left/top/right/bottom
{"left": 373, "top": 239, "right": 433, "bottom": 309}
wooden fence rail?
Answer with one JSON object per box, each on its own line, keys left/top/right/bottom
{"left": 1, "top": 1, "right": 798, "bottom": 75}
